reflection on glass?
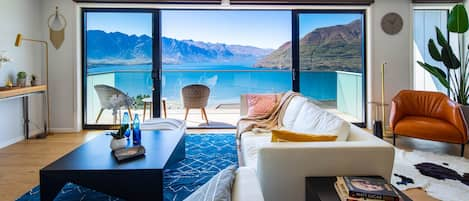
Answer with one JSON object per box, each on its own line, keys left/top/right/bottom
{"left": 85, "top": 12, "right": 153, "bottom": 125}
{"left": 299, "top": 13, "right": 365, "bottom": 122}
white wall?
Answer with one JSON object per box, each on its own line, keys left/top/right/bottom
{"left": 41, "top": 0, "right": 80, "bottom": 133}
{"left": 0, "top": 0, "right": 45, "bottom": 148}
{"left": 368, "top": 0, "right": 412, "bottom": 128}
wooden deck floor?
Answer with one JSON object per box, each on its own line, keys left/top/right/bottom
{"left": 1, "top": 129, "right": 464, "bottom": 201}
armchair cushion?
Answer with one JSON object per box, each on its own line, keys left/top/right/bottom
{"left": 394, "top": 116, "right": 464, "bottom": 144}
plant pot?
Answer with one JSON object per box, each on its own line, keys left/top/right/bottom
{"left": 110, "top": 138, "right": 127, "bottom": 151}
{"left": 16, "top": 78, "right": 26, "bottom": 87}
{"left": 31, "top": 80, "right": 38, "bottom": 86}
{"left": 461, "top": 105, "right": 469, "bottom": 126}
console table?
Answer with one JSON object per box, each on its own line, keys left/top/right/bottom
{"left": 0, "top": 85, "right": 47, "bottom": 139}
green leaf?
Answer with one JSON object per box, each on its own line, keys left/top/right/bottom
{"left": 417, "top": 61, "right": 450, "bottom": 89}
{"left": 448, "top": 4, "right": 469, "bottom": 33}
{"left": 441, "top": 45, "right": 461, "bottom": 69}
{"left": 436, "top": 27, "right": 449, "bottom": 47}
{"left": 428, "top": 39, "right": 442, "bottom": 61}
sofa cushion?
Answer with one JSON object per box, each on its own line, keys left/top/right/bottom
{"left": 241, "top": 132, "right": 271, "bottom": 168}
{"left": 394, "top": 116, "right": 464, "bottom": 144}
{"left": 284, "top": 99, "right": 350, "bottom": 141}
{"left": 271, "top": 129, "right": 337, "bottom": 142}
{"left": 232, "top": 167, "right": 264, "bottom": 201}
{"left": 246, "top": 94, "right": 279, "bottom": 117}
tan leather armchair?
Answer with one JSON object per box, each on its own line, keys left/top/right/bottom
{"left": 390, "top": 90, "right": 468, "bottom": 156}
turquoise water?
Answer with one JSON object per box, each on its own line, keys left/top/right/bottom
{"left": 88, "top": 64, "right": 337, "bottom": 104}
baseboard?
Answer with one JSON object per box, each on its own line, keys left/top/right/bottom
{"left": 49, "top": 128, "right": 81, "bottom": 133}
{"left": 0, "top": 136, "right": 25, "bottom": 149}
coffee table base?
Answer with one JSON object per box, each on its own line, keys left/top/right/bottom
{"left": 40, "top": 134, "right": 185, "bottom": 201}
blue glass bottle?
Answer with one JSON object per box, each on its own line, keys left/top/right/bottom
{"left": 122, "top": 112, "right": 131, "bottom": 138}
{"left": 132, "top": 114, "right": 141, "bottom": 145}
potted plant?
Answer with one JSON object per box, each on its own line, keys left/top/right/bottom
{"left": 417, "top": 4, "right": 469, "bottom": 120}
{"left": 110, "top": 126, "right": 128, "bottom": 151}
{"left": 16, "top": 71, "right": 27, "bottom": 87}
{"left": 30, "top": 74, "right": 38, "bottom": 86}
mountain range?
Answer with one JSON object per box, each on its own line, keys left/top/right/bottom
{"left": 86, "top": 30, "right": 272, "bottom": 65}
{"left": 254, "top": 19, "right": 363, "bottom": 72}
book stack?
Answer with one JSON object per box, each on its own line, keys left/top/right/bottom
{"left": 334, "top": 176, "right": 402, "bottom": 201}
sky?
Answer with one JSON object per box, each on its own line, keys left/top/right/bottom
{"left": 86, "top": 11, "right": 361, "bottom": 49}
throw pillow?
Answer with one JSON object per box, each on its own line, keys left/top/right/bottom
{"left": 53, "top": 182, "right": 125, "bottom": 201}
{"left": 271, "top": 129, "right": 337, "bottom": 142}
{"left": 183, "top": 165, "right": 237, "bottom": 201}
{"left": 246, "top": 94, "right": 278, "bottom": 117}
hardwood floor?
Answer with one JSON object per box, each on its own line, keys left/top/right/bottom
{"left": 0, "top": 129, "right": 466, "bottom": 201}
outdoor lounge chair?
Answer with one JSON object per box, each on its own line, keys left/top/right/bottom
{"left": 181, "top": 84, "right": 210, "bottom": 125}
{"left": 94, "top": 84, "right": 134, "bottom": 124}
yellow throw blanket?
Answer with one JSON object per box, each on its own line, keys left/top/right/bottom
{"left": 236, "top": 91, "right": 300, "bottom": 139}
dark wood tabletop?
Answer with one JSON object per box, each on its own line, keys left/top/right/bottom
{"left": 42, "top": 129, "right": 185, "bottom": 171}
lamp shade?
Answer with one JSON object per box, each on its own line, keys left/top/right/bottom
{"left": 15, "top": 34, "right": 23, "bottom": 47}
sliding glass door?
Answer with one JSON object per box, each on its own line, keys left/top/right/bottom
{"left": 294, "top": 11, "right": 366, "bottom": 124}
{"left": 83, "top": 10, "right": 158, "bottom": 127}
{"left": 160, "top": 10, "right": 292, "bottom": 128}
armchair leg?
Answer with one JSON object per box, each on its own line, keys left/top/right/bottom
{"left": 202, "top": 108, "right": 209, "bottom": 125}
{"left": 184, "top": 108, "right": 189, "bottom": 120}
{"left": 95, "top": 108, "right": 104, "bottom": 123}
{"left": 393, "top": 133, "right": 396, "bottom": 146}
{"left": 462, "top": 144, "right": 465, "bottom": 157}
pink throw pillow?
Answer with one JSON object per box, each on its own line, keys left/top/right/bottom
{"left": 246, "top": 94, "right": 278, "bottom": 117}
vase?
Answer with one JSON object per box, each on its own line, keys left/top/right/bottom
{"left": 461, "top": 105, "right": 469, "bottom": 128}
{"left": 110, "top": 138, "right": 127, "bottom": 151}
{"left": 31, "top": 80, "right": 38, "bottom": 86}
{"left": 17, "top": 78, "right": 26, "bottom": 87}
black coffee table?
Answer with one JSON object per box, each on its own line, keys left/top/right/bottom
{"left": 40, "top": 130, "right": 185, "bottom": 201}
{"left": 305, "top": 177, "right": 412, "bottom": 201}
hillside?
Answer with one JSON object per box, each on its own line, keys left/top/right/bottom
{"left": 86, "top": 30, "right": 272, "bottom": 65}
{"left": 254, "top": 20, "right": 363, "bottom": 72}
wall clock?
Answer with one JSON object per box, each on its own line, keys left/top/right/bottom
{"left": 381, "top": 12, "right": 403, "bottom": 35}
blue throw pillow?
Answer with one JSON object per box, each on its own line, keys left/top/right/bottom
{"left": 53, "top": 182, "right": 125, "bottom": 201}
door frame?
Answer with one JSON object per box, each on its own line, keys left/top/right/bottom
{"left": 81, "top": 8, "right": 161, "bottom": 129}
{"left": 292, "top": 9, "right": 368, "bottom": 127}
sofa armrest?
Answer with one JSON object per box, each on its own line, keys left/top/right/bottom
{"left": 256, "top": 141, "right": 394, "bottom": 201}
{"left": 232, "top": 167, "right": 264, "bottom": 201}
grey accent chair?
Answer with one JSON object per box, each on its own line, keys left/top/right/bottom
{"left": 94, "top": 84, "right": 134, "bottom": 124}
{"left": 181, "top": 84, "right": 210, "bottom": 125}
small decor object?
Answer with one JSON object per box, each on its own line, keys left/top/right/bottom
{"left": 30, "top": 74, "right": 38, "bottom": 86}
{"left": 122, "top": 112, "right": 131, "bottom": 138}
{"left": 132, "top": 114, "right": 141, "bottom": 145}
{"left": 6, "top": 79, "right": 13, "bottom": 88}
{"left": 381, "top": 12, "right": 403, "bottom": 35}
{"left": 113, "top": 145, "right": 146, "bottom": 161}
{"left": 336, "top": 176, "right": 400, "bottom": 201}
{"left": 48, "top": 6, "right": 67, "bottom": 49}
{"left": 0, "top": 51, "right": 11, "bottom": 67}
{"left": 16, "top": 71, "right": 27, "bottom": 87}
{"left": 109, "top": 113, "right": 131, "bottom": 151}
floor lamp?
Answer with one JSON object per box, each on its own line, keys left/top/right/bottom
{"left": 15, "top": 34, "right": 50, "bottom": 137}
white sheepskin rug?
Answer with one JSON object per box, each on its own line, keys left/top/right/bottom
{"left": 391, "top": 148, "right": 469, "bottom": 201}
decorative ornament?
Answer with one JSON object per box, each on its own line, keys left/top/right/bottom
{"left": 48, "top": 6, "right": 67, "bottom": 49}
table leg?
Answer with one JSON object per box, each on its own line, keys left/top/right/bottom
{"left": 22, "top": 96, "right": 29, "bottom": 139}
{"left": 143, "top": 102, "right": 147, "bottom": 122}
{"left": 162, "top": 99, "right": 167, "bottom": 119}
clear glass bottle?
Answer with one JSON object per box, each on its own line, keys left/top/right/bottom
{"left": 122, "top": 112, "right": 131, "bottom": 138}
{"left": 132, "top": 114, "right": 141, "bottom": 145}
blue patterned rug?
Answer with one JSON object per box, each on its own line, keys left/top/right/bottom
{"left": 16, "top": 133, "right": 238, "bottom": 201}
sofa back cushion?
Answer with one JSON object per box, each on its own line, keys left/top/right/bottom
{"left": 281, "top": 96, "right": 350, "bottom": 141}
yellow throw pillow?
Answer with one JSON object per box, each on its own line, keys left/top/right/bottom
{"left": 271, "top": 129, "right": 337, "bottom": 142}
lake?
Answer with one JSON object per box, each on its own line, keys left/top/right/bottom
{"left": 87, "top": 63, "right": 338, "bottom": 105}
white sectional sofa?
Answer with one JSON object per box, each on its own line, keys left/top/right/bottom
{"left": 238, "top": 94, "right": 395, "bottom": 201}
